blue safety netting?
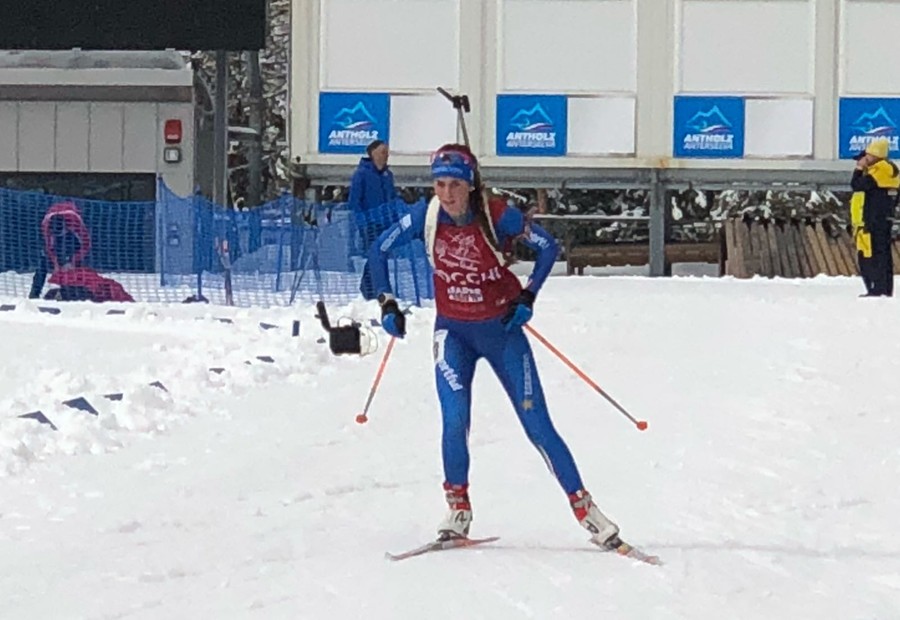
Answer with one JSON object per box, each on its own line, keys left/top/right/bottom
{"left": 0, "top": 178, "right": 433, "bottom": 308}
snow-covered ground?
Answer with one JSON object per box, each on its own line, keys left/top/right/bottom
{"left": 1, "top": 274, "right": 899, "bottom": 619}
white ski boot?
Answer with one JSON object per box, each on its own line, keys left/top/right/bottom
{"left": 569, "top": 489, "right": 620, "bottom": 548}
{"left": 437, "top": 482, "right": 473, "bottom": 541}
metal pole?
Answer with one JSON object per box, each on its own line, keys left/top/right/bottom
{"left": 246, "top": 50, "right": 263, "bottom": 209}
{"left": 648, "top": 169, "right": 668, "bottom": 277}
{"left": 213, "top": 50, "right": 228, "bottom": 207}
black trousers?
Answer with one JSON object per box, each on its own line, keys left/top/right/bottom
{"left": 859, "top": 229, "right": 893, "bottom": 296}
{"left": 357, "top": 226, "right": 380, "bottom": 301}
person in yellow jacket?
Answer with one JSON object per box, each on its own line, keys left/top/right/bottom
{"left": 850, "top": 138, "right": 899, "bottom": 296}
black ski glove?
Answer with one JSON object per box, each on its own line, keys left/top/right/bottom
{"left": 502, "top": 289, "right": 536, "bottom": 331}
{"left": 378, "top": 293, "right": 406, "bottom": 338}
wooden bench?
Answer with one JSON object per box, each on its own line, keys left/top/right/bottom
{"left": 566, "top": 242, "right": 722, "bottom": 275}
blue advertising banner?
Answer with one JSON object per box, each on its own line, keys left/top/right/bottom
{"left": 838, "top": 98, "right": 900, "bottom": 159}
{"left": 318, "top": 92, "right": 390, "bottom": 154}
{"left": 673, "top": 96, "right": 745, "bottom": 158}
{"left": 496, "top": 94, "right": 567, "bottom": 156}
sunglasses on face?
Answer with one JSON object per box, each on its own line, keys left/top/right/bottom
{"left": 430, "top": 149, "right": 475, "bottom": 167}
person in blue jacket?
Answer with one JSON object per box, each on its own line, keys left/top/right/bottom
{"left": 366, "top": 143, "right": 623, "bottom": 550}
{"left": 349, "top": 140, "right": 398, "bottom": 299}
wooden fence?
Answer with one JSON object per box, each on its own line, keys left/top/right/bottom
{"left": 722, "top": 217, "right": 900, "bottom": 278}
{"left": 560, "top": 216, "right": 900, "bottom": 278}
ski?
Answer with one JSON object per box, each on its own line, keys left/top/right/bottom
{"left": 595, "top": 538, "right": 662, "bottom": 565}
{"left": 385, "top": 534, "right": 660, "bottom": 564}
{"left": 385, "top": 536, "right": 500, "bottom": 562}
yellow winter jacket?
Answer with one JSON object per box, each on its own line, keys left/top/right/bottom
{"left": 851, "top": 193, "right": 871, "bottom": 257}
{"left": 851, "top": 160, "right": 900, "bottom": 257}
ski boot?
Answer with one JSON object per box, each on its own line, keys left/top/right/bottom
{"left": 437, "top": 482, "right": 473, "bottom": 541}
{"left": 569, "top": 489, "right": 621, "bottom": 549}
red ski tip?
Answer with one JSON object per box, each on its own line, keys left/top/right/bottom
{"left": 636, "top": 420, "right": 648, "bottom": 431}
{"left": 355, "top": 414, "right": 368, "bottom": 424}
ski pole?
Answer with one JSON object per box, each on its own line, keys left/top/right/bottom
{"left": 524, "top": 324, "right": 648, "bottom": 432}
{"left": 356, "top": 336, "right": 396, "bottom": 424}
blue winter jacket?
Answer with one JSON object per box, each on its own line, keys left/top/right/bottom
{"left": 348, "top": 157, "right": 397, "bottom": 214}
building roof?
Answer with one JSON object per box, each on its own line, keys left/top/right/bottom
{"left": 0, "top": 50, "right": 193, "bottom": 88}
{"left": 0, "top": 50, "right": 188, "bottom": 70}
